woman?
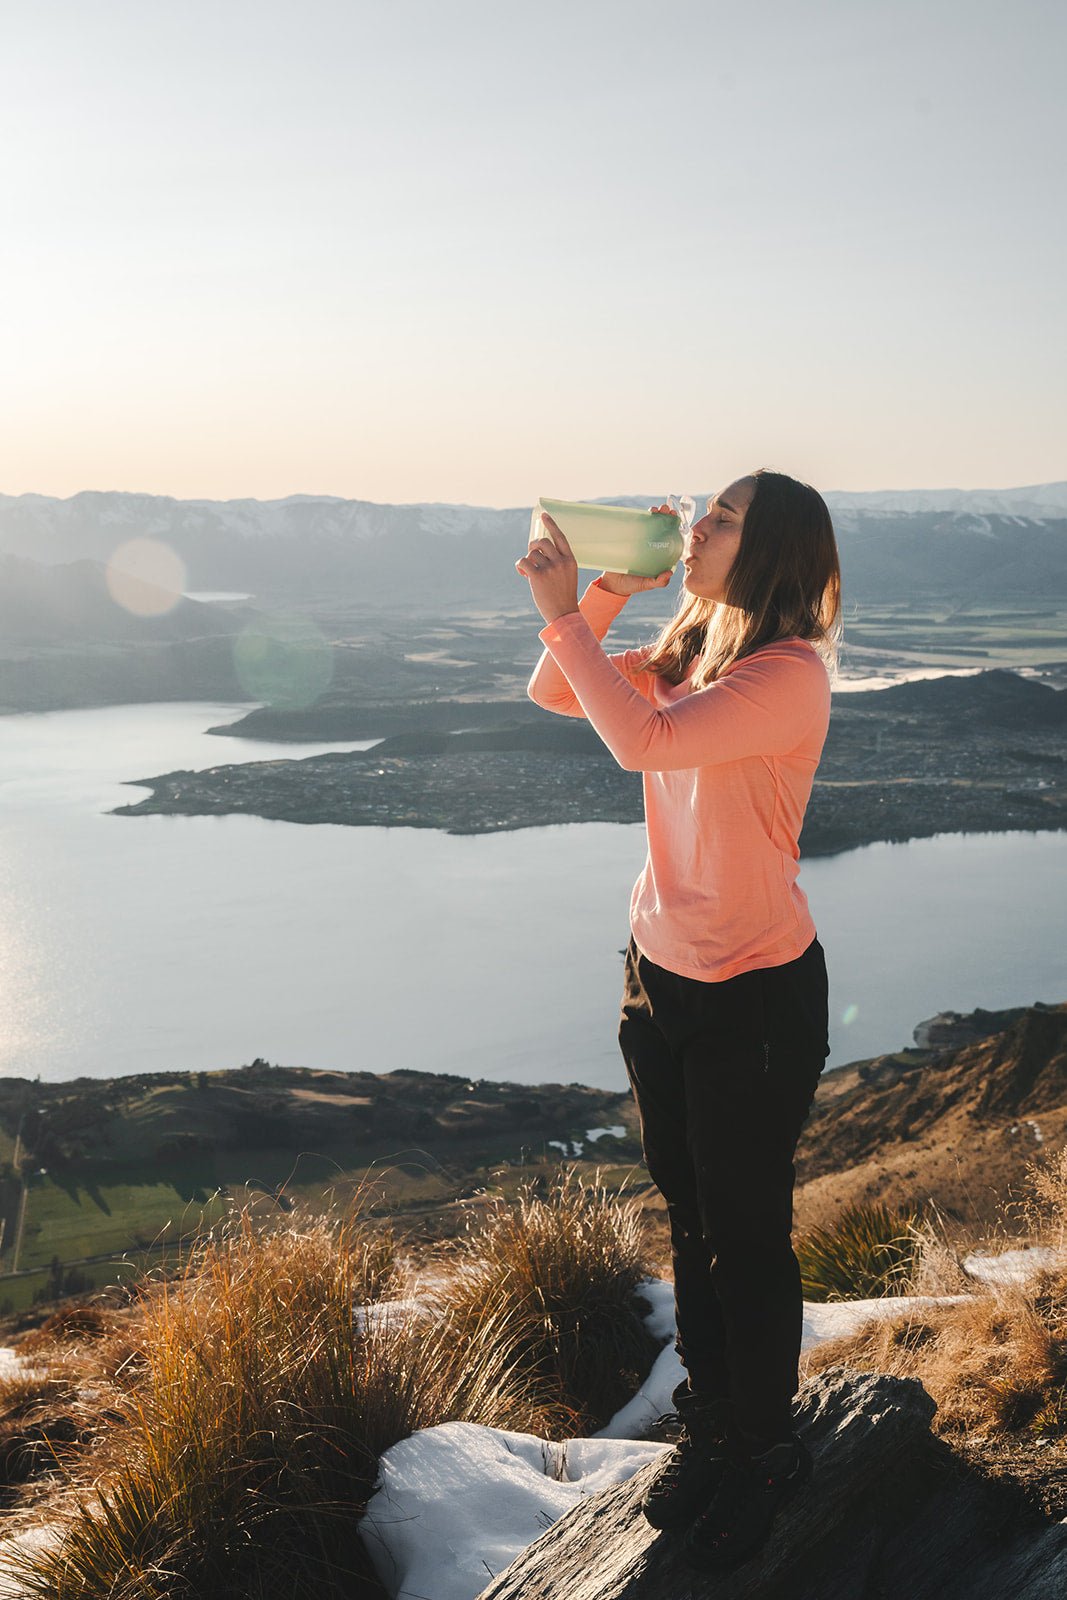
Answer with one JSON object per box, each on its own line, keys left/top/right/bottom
{"left": 516, "top": 469, "right": 842, "bottom": 1572}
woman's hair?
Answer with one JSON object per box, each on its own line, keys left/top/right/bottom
{"left": 640, "top": 467, "right": 843, "bottom": 690}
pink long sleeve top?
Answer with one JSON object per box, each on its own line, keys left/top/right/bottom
{"left": 527, "top": 578, "right": 832, "bottom": 982}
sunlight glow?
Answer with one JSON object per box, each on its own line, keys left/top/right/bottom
{"left": 105, "top": 539, "right": 187, "bottom": 617}
{"left": 232, "top": 614, "right": 334, "bottom": 708}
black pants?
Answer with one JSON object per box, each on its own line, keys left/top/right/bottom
{"left": 618, "top": 932, "right": 830, "bottom": 1445}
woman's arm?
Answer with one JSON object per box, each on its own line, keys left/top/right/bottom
{"left": 535, "top": 608, "right": 830, "bottom": 769}
{"left": 526, "top": 577, "right": 659, "bottom": 717}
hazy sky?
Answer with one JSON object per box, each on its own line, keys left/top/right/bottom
{"left": 2, "top": 0, "right": 1063, "bottom": 505}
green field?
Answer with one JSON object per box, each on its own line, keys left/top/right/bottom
{"left": 15, "top": 1169, "right": 233, "bottom": 1271}
{"left": 0, "top": 1255, "right": 155, "bottom": 1319}
{"left": 0, "top": 1098, "right": 625, "bottom": 1327}
{"left": 10, "top": 1149, "right": 452, "bottom": 1268}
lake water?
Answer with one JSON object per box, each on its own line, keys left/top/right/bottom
{"left": 0, "top": 700, "right": 1064, "bottom": 1089}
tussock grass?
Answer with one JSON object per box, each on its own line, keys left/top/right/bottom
{"left": 14, "top": 1304, "right": 121, "bottom": 1357}
{"left": 898, "top": 1200, "right": 980, "bottom": 1297}
{"left": 439, "top": 1164, "right": 660, "bottom": 1435}
{"left": 802, "top": 1144, "right": 1067, "bottom": 1442}
{"left": 1012, "top": 1138, "right": 1067, "bottom": 1254}
{"left": 0, "top": 1372, "right": 85, "bottom": 1499}
{"left": 0, "top": 1166, "right": 659, "bottom": 1597}
{"left": 795, "top": 1200, "right": 925, "bottom": 1300}
{"left": 1, "top": 1193, "right": 523, "bottom": 1597}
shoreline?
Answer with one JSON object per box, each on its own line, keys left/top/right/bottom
{"left": 108, "top": 668, "right": 1067, "bottom": 853}
{"left": 110, "top": 756, "right": 1067, "bottom": 858}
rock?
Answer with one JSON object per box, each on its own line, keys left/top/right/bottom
{"left": 911, "top": 1005, "right": 1043, "bottom": 1052}
{"left": 974, "top": 1007, "right": 1067, "bottom": 1118}
{"left": 856, "top": 1056, "right": 914, "bottom": 1088}
{"left": 473, "top": 1366, "right": 1066, "bottom": 1600}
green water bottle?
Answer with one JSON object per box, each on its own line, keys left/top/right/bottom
{"left": 532, "top": 495, "right": 693, "bottom": 578}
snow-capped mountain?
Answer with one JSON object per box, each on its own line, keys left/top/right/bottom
{"left": 1, "top": 481, "right": 1065, "bottom": 556}
{"left": 821, "top": 482, "right": 1067, "bottom": 520}
{"left": 596, "top": 482, "right": 1067, "bottom": 520}
{"left": 0, "top": 484, "right": 1065, "bottom": 606}
{"left": 0, "top": 491, "right": 514, "bottom": 552}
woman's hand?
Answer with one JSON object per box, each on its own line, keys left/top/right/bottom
{"left": 515, "top": 513, "right": 581, "bottom": 625}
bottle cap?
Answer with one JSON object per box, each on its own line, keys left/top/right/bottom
{"left": 667, "top": 493, "right": 696, "bottom": 541}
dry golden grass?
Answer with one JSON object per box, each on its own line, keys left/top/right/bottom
{"left": 801, "top": 1144, "right": 1067, "bottom": 1443}
{"left": 434, "top": 1164, "right": 661, "bottom": 1436}
{"left": 0, "top": 1167, "right": 660, "bottom": 1598}
{"left": 3, "top": 1146, "right": 1066, "bottom": 1593}
{"left": 13, "top": 1305, "right": 118, "bottom": 1356}
{"left": 1011, "top": 1137, "right": 1067, "bottom": 1252}
{"left": 0, "top": 1192, "right": 507, "bottom": 1596}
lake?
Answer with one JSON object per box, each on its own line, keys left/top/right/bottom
{"left": 0, "top": 700, "right": 1063, "bottom": 1088}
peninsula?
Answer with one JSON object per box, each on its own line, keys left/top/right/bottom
{"left": 111, "top": 669, "right": 1067, "bottom": 856}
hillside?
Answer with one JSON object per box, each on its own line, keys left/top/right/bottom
{"left": 0, "top": 553, "right": 259, "bottom": 712}
{"left": 794, "top": 1002, "right": 1067, "bottom": 1232}
{"left": 0, "top": 1063, "right": 631, "bottom": 1318}
{"left": 0, "top": 552, "right": 255, "bottom": 643}
{"left": 0, "top": 998, "right": 1064, "bottom": 1328}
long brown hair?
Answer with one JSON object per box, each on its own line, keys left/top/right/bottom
{"left": 640, "top": 467, "right": 843, "bottom": 690}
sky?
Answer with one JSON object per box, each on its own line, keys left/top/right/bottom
{"left": 2, "top": 0, "right": 1064, "bottom": 506}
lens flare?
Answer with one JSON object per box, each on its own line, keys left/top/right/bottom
{"left": 105, "top": 538, "right": 187, "bottom": 616}
{"left": 233, "top": 612, "right": 333, "bottom": 709}
{"left": 841, "top": 1003, "right": 859, "bottom": 1027}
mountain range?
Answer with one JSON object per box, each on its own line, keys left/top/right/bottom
{"left": 1, "top": 483, "right": 1066, "bottom": 607}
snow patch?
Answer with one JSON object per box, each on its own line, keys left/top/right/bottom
{"left": 0, "top": 1526, "right": 65, "bottom": 1598}
{"left": 963, "top": 1245, "right": 1059, "bottom": 1283}
{"left": 360, "top": 1422, "right": 666, "bottom": 1598}
{"left": 0, "top": 1349, "right": 28, "bottom": 1380}
{"left": 4, "top": 1271, "right": 1062, "bottom": 1600}
{"left": 358, "top": 1278, "right": 995, "bottom": 1600}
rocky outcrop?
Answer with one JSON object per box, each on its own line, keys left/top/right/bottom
{"left": 974, "top": 1007, "right": 1067, "bottom": 1119}
{"left": 799, "top": 1003, "right": 1067, "bottom": 1180}
{"left": 912, "top": 1005, "right": 1048, "bottom": 1052}
{"left": 473, "top": 1367, "right": 1066, "bottom": 1600}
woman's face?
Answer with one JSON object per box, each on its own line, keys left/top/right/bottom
{"left": 682, "top": 476, "right": 755, "bottom": 603}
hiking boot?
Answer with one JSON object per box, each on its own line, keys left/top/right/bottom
{"left": 680, "top": 1430, "right": 814, "bottom": 1572}
{"left": 640, "top": 1392, "right": 742, "bottom": 1531}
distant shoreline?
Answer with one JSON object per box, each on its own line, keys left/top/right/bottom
{"left": 110, "top": 761, "right": 1067, "bottom": 856}
{"left": 108, "top": 668, "right": 1067, "bottom": 856}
